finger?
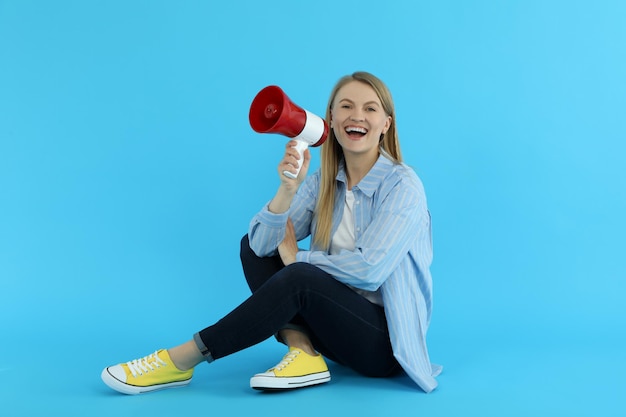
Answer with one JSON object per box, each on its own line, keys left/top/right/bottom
{"left": 280, "top": 162, "right": 298, "bottom": 178}
{"left": 283, "top": 153, "right": 300, "bottom": 168}
{"left": 284, "top": 149, "right": 302, "bottom": 164}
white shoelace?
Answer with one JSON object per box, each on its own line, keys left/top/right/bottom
{"left": 126, "top": 351, "right": 167, "bottom": 377}
{"left": 272, "top": 350, "right": 301, "bottom": 371}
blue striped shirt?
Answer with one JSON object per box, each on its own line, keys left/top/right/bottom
{"left": 249, "top": 153, "right": 441, "bottom": 392}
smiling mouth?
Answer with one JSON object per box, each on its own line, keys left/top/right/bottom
{"left": 345, "top": 126, "right": 368, "bottom": 139}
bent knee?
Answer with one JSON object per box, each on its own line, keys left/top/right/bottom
{"left": 269, "top": 262, "right": 332, "bottom": 288}
{"left": 240, "top": 234, "right": 251, "bottom": 254}
{"left": 282, "top": 262, "right": 331, "bottom": 281}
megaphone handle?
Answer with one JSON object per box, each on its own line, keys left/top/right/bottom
{"left": 282, "top": 139, "right": 309, "bottom": 179}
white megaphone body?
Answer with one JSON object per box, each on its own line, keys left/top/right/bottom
{"left": 249, "top": 86, "right": 328, "bottom": 179}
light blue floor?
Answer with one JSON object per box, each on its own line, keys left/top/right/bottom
{"left": 1, "top": 292, "right": 623, "bottom": 417}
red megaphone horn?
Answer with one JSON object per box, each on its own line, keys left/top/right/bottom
{"left": 249, "top": 86, "right": 328, "bottom": 179}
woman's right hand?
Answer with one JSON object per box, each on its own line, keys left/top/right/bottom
{"left": 268, "top": 141, "right": 311, "bottom": 214}
{"left": 278, "top": 140, "right": 311, "bottom": 192}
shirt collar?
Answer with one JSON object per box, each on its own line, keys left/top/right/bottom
{"left": 336, "top": 151, "right": 396, "bottom": 198}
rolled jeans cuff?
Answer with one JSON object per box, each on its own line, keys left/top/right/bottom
{"left": 193, "top": 332, "right": 215, "bottom": 363}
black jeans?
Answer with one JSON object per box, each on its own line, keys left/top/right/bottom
{"left": 194, "top": 235, "right": 400, "bottom": 377}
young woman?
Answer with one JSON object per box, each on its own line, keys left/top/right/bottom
{"left": 101, "top": 71, "right": 441, "bottom": 394}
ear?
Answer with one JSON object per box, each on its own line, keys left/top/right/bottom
{"left": 382, "top": 115, "right": 392, "bottom": 134}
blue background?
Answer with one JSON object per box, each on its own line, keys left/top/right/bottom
{"left": 1, "top": 1, "right": 624, "bottom": 416}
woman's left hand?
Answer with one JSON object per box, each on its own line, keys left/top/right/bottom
{"left": 278, "top": 218, "right": 298, "bottom": 266}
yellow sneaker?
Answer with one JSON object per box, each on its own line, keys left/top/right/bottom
{"left": 101, "top": 349, "right": 193, "bottom": 395}
{"left": 250, "top": 347, "right": 330, "bottom": 390}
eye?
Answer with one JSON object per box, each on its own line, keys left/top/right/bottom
{"left": 341, "top": 104, "right": 351, "bottom": 109}
{"left": 366, "top": 106, "right": 377, "bottom": 112}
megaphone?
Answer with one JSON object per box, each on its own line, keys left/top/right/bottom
{"left": 249, "top": 86, "right": 329, "bottom": 179}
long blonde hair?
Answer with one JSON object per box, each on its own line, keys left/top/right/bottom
{"left": 313, "top": 71, "right": 403, "bottom": 250}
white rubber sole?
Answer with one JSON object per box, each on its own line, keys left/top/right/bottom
{"left": 101, "top": 367, "right": 192, "bottom": 395}
{"left": 250, "top": 371, "right": 331, "bottom": 390}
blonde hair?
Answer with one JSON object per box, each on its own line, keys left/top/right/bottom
{"left": 313, "top": 71, "right": 403, "bottom": 250}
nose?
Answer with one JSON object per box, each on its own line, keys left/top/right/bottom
{"left": 349, "top": 108, "right": 365, "bottom": 122}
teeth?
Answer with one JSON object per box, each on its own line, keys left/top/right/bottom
{"left": 346, "top": 126, "right": 367, "bottom": 133}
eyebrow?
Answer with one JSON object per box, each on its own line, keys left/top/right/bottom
{"left": 338, "top": 98, "right": 381, "bottom": 107}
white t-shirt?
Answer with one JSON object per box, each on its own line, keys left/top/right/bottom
{"left": 329, "top": 190, "right": 383, "bottom": 306}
